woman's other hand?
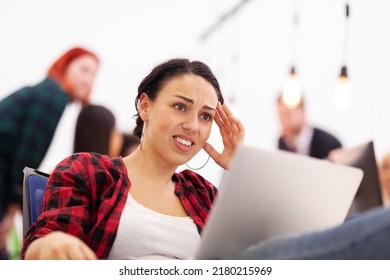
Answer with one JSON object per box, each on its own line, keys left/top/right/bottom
{"left": 25, "top": 231, "right": 97, "bottom": 260}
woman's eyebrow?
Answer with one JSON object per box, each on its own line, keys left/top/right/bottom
{"left": 173, "top": 95, "right": 216, "bottom": 111}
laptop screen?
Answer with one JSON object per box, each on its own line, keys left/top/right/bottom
{"left": 194, "top": 145, "right": 363, "bottom": 259}
{"left": 329, "top": 141, "right": 383, "bottom": 219}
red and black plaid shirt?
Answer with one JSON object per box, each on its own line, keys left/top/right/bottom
{"left": 21, "top": 152, "right": 218, "bottom": 259}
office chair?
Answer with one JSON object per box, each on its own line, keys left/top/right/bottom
{"left": 22, "top": 167, "right": 49, "bottom": 236}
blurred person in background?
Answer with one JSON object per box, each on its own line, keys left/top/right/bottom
{"left": 276, "top": 94, "right": 342, "bottom": 159}
{"left": 120, "top": 133, "right": 140, "bottom": 157}
{"left": 379, "top": 153, "right": 390, "bottom": 207}
{"left": 74, "top": 104, "right": 140, "bottom": 158}
{"left": 0, "top": 46, "right": 99, "bottom": 259}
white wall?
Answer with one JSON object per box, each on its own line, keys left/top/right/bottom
{"left": 1, "top": 0, "right": 390, "bottom": 186}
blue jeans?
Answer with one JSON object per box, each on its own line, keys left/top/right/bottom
{"left": 233, "top": 206, "right": 390, "bottom": 259}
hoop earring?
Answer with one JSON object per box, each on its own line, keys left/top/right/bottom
{"left": 186, "top": 155, "right": 211, "bottom": 170}
{"left": 139, "top": 124, "right": 145, "bottom": 149}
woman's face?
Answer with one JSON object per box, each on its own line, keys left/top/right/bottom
{"left": 64, "top": 55, "right": 99, "bottom": 103}
{"left": 140, "top": 74, "right": 219, "bottom": 167}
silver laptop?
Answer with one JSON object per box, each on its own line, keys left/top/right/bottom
{"left": 193, "top": 145, "right": 363, "bottom": 259}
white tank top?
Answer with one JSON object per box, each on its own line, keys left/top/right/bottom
{"left": 108, "top": 193, "right": 201, "bottom": 260}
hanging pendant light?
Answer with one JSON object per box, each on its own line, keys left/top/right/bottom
{"left": 283, "top": 66, "right": 302, "bottom": 108}
{"left": 334, "top": 2, "right": 350, "bottom": 112}
{"left": 334, "top": 65, "right": 350, "bottom": 112}
{"left": 282, "top": 0, "right": 302, "bottom": 108}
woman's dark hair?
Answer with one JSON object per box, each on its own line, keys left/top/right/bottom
{"left": 133, "top": 58, "right": 224, "bottom": 138}
{"left": 74, "top": 104, "right": 115, "bottom": 155}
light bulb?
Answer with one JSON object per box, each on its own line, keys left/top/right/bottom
{"left": 282, "top": 67, "right": 302, "bottom": 108}
{"left": 334, "top": 66, "right": 350, "bottom": 112}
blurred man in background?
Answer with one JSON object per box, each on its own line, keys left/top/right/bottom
{"left": 276, "top": 94, "right": 342, "bottom": 159}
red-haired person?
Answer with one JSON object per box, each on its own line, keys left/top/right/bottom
{"left": 0, "top": 47, "right": 99, "bottom": 259}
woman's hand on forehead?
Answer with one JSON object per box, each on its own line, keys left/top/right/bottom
{"left": 203, "top": 102, "right": 245, "bottom": 170}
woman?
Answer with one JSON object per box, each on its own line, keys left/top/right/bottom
{"left": 21, "top": 58, "right": 243, "bottom": 260}
{"left": 21, "top": 59, "right": 390, "bottom": 260}
{"left": 0, "top": 47, "right": 99, "bottom": 259}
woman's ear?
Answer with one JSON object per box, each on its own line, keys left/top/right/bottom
{"left": 138, "top": 93, "right": 149, "bottom": 122}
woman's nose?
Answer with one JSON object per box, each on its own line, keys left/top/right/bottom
{"left": 182, "top": 114, "right": 199, "bottom": 134}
